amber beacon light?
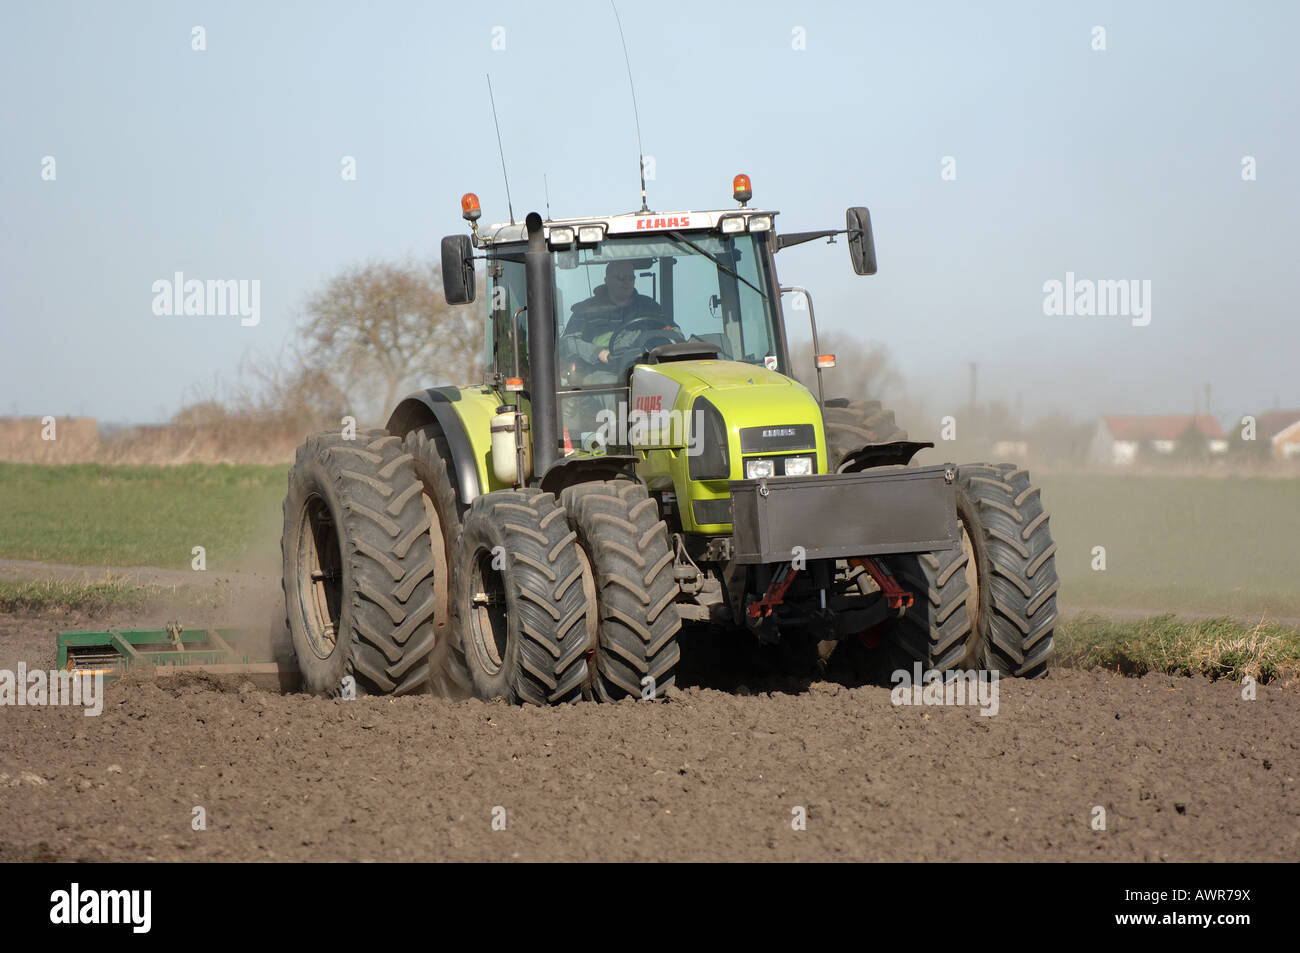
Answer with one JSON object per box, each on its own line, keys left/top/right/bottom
{"left": 732, "top": 173, "right": 752, "bottom": 206}
{"left": 461, "top": 192, "right": 482, "bottom": 222}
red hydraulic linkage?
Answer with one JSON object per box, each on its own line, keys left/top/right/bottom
{"left": 853, "top": 557, "right": 914, "bottom": 611}
{"left": 747, "top": 565, "right": 800, "bottom": 621}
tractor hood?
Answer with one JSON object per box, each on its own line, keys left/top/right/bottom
{"left": 628, "top": 360, "right": 825, "bottom": 461}
{"left": 648, "top": 359, "right": 796, "bottom": 391}
{"left": 627, "top": 359, "right": 830, "bottom": 533}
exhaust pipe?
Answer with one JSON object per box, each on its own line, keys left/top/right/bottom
{"left": 524, "top": 212, "right": 558, "bottom": 477}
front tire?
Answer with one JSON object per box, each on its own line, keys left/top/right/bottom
{"left": 887, "top": 463, "right": 1059, "bottom": 677}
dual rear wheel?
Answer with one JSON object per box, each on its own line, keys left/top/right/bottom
{"left": 283, "top": 425, "right": 682, "bottom": 703}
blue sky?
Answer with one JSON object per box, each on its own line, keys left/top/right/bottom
{"left": 2, "top": 0, "right": 1297, "bottom": 424}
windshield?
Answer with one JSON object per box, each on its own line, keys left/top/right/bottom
{"left": 552, "top": 231, "right": 778, "bottom": 389}
{"left": 484, "top": 230, "right": 779, "bottom": 453}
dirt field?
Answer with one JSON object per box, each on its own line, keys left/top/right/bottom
{"left": 1, "top": 607, "right": 1296, "bottom": 863}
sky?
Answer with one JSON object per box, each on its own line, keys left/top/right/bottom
{"left": 2, "top": 0, "right": 1297, "bottom": 426}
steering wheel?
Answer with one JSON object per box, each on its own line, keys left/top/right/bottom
{"left": 606, "top": 316, "right": 685, "bottom": 363}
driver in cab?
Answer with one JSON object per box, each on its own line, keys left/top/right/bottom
{"left": 559, "top": 261, "right": 678, "bottom": 382}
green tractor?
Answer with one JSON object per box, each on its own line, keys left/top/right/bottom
{"left": 280, "top": 175, "right": 1059, "bottom": 702}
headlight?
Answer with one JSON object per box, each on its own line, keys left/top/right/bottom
{"left": 577, "top": 225, "right": 604, "bottom": 244}
{"left": 747, "top": 215, "right": 772, "bottom": 232}
{"left": 745, "top": 458, "right": 775, "bottom": 480}
{"left": 720, "top": 217, "right": 746, "bottom": 234}
{"left": 784, "top": 455, "right": 813, "bottom": 476}
{"left": 549, "top": 226, "right": 575, "bottom": 246}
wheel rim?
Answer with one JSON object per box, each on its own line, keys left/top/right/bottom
{"left": 420, "top": 488, "right": 449, "bottom": 628}
{"left": 297, "top": 494, "right": 343, "bottom": 660}
{"left": 960, "top": 520, "right": 980, "bottom": 628}
{"left": 956, "top": 510, "right": 991, "bottom": 670}
{"left": 467, "top": 547, "right": 510, "bottom": 675}
{"left": 571, "top": 542, "right": 601, "bottom": 699}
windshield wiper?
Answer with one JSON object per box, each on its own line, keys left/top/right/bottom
{"left": 666, "top": 231, "right": 766, "bottom": 298}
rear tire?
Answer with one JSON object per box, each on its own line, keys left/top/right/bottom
{"left": 281, "top": 430, "right": 438, "bottom": 696}
{"left": 560, "top": 481, "right": 682, "bottom": 701}
{"left": 823, "top": 398, "right": 908, "bottom": 471}
{"left": 452, "top": 490, "right": 590, "bottom": 704}
{"left": 886, "top": 463, "right": 1059, "bottom": 677}
{"left": 403, "top": 425, "right": 471, "bottom": 699}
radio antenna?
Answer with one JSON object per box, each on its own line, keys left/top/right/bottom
{"left": 610, "top": 1, "right": 649, "bottom": 213}
{"left": 544, "top": 173, "right": 552, "bottom": 220}
{"left": 486, "top": 73, "right": 515, "bottom": 224}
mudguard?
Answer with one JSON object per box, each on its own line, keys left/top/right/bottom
{"left": 387, "top": 388, "right": 485, "bottom": 504}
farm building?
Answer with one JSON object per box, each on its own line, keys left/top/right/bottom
{"left": 1088, "top": 414, "right": 1228, "bottom": 466}
{"left": 1252, "top": 409, "right": 1300, "bottom": 460}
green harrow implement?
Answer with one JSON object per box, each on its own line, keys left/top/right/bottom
{"left": 57, "top": 622, "right": 299, "bottom": 692}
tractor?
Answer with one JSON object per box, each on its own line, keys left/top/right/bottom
{"left": 279, "top": 175, "right": 1059, "bottom": 702}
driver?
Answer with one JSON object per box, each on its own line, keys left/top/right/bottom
{"left": 559, "top": 261, "right": 676, "bottom": 375}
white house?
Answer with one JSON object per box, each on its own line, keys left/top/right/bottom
{"left": 1088, "top": 415, "right": 1228, "bottom": 467}
{"left": 1253, "top": 410, "right": 1300, "bottom": 460}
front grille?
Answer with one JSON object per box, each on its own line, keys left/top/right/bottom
{"left": 738, "top": 424, "right": 816, "bottom": 454}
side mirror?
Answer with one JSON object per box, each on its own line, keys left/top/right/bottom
{"left": 441, "top": 234, "right": 476, "bottom": 304}
{"left": 845, "top": 207, "right": 877, "bottom": 276}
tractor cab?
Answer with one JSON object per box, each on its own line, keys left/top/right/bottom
{"left": 473, "top": 208, "right": 786, "bottom": 454}
{"left": 441, "top": 176, "right": 877, "bottom": 474}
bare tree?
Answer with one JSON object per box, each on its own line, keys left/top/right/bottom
{"left": 240, "top": 349, "right": 351, "bottom": 433}
{"left": 300, "top": 259, "right": 482, "bottom": 419}
{"left": 788, "top": 333, "right": 902, "bottom": 404}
